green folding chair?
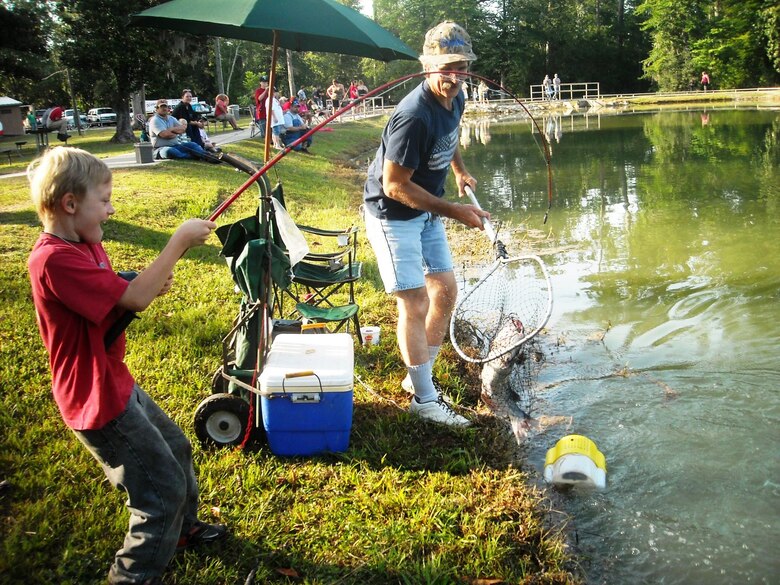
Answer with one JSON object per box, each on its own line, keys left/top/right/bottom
{"left": 269, "top": 182, "right": 363, "bottom": 343}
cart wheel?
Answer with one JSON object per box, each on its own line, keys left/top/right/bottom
{"left": 211, "top": 365, "right": 230, "bottom": 394}
{"left": 194, "top": 394, "right": 250, "bottom": 448}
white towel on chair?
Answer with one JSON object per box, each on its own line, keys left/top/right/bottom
{"left": 271, "top": 197, "right": 309, "bottom": 266}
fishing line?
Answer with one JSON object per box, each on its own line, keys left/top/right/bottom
{"left": 207, "top": 70, "right": 554, "bottom": 224}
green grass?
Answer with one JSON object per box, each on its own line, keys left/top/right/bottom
{"left": 0, "top": 127, "right": 137, "bottom": 175}
{"left": 0, "top": 120, "right": 578, "bottom": 584}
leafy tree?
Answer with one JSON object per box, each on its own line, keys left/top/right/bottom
{"left": 56, "top": 0, "right": 213, "bottom": 143}
{"left": 636, "top": 0, "right": 709, "bottom": 90}
{"left": 0, "top": 1, "right": 57, "bottom": 104}
{"left": 691, "top": 0, "right": 780, "bottom": 87}
{"left": 638, "top": 0, "right": 779, "bottom": 90}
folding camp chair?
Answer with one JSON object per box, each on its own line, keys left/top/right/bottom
{"left": 268, "top": 182, "right": 363, "bottom": 343}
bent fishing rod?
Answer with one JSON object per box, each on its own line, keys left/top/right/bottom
{"left": 208, "top": 70, "right": 554, "bottom": 223}
{"left": 106, "top": 71, "right": 553, "bottom": 349}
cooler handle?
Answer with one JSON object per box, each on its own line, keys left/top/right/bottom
{"left": 281, "top": 371, "right": 324, "bottom": 399}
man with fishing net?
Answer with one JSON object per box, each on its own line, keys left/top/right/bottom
{"left": 363, "top": 21, "right": 490, "bottom": 427}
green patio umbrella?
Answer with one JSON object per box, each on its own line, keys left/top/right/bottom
{"left": 132, "top": 0, "right": 417, "bottom": 159}
{"left": 131, "top": 0, "right": 417, "bottom": 62}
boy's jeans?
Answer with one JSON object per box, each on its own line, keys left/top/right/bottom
{"left": 74, "top": 385, "right": 199, "bottom": 584}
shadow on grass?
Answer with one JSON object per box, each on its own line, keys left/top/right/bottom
{"left": 236, "top": 400, "right": 518, "bottom": 477}
{"left": 0, "top": 208, "right": 39, "bottom": 227}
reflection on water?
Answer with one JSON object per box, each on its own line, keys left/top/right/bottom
{"left": 457, "top": 108, "right": 780, "bottom": 584}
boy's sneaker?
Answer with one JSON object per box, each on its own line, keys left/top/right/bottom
{"left": 409, "top": 395, "right": 471, "bottom": 427}
{"left": 176, "top": 521, "right": 227, "bottom": 551}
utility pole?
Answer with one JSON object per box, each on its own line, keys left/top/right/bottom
{"left": 286, "top": 49, "right": 296, "bottom": 98}
{"left": 215, "top": 38, "right": 225, "bottom": 95}
{"left": 42, "top": 68, "right": 83, "bottom": 135}
{"left": 63, "top": 69, "right": 83, "bottom": 135}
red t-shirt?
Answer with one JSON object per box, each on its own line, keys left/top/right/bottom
{"left": 254, "top": 88, "right": 268, "bottom": 121}
{"left": 28, "top": 234, "right": 133, "bottom": 430}
{"left": 49, "top": 106, "right": 63, "bottom": 121}
{"left": 215, "top": 98, "right": 228, "bottom": 117}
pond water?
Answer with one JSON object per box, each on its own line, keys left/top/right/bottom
{"left": 457, "top": 107, "right": 780, "bottom": 584}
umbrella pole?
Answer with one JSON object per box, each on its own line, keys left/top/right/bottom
{"left": 264, "top": 31, "right": 279, "bottom": 162}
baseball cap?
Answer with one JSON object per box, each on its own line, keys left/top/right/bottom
{"left": 419, "top": 21, "right": 477, "bottom": 66}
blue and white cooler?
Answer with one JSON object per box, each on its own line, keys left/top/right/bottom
{"left": 259, "top": 333, "right": 354, "bottom": 456}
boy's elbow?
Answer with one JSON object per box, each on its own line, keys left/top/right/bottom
{"left": 118, "top": 288, "right": 152, "bottom": 313}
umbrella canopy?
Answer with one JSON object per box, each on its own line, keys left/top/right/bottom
{"left": 131, "top": 0, "right": 418, "bottom": 62}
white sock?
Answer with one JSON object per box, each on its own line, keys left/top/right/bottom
{"left": 402, "top": 346, "right": 442, "bottom": 390}
{"left": 407, "top": 362, "right": 437, "bottom": 403}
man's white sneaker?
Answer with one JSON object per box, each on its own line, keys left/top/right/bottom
{"left": 409, "top": 395, "right": 471, "bottom": 427}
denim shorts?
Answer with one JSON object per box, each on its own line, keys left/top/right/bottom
{"left": 364, "top": 210, "right": 453, "bottom": 293}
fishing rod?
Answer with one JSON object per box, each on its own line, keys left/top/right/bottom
{"left": 106, "top": 71, "right": 553, "bottom": 349}
{"left": 208, "top": 70, "right": 554, "bottom": 223}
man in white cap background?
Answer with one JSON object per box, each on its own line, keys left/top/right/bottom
{"left": 363, "top": 21, "right": 490, "bottom": 427}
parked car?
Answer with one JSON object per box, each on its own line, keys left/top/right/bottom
{"left": 86, "top": 107, "right": 117, "bottom": 126}
{"left": 34, "top": 109, "right": 46, "bottom": 126}
{"left": 64, "top": 109, "right": 88, "bottom": 129}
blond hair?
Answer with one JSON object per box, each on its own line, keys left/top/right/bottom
{"left": 28, "top": 147, "right": 111, "bottom": 222}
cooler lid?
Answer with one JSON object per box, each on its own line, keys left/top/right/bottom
{"left": 259, "top": 333, "right": 354, "bottom": 394}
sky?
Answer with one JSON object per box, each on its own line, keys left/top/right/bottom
{"left": 359, "top": 0, "right": 373, "bottom": 17}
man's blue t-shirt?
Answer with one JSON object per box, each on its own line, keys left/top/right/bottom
{"left": 363, "top": 80, "right": 465, "bottom": 220}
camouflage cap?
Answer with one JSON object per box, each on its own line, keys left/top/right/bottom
{"left": 419, "top": 21, "right": 477, "bottom": 66}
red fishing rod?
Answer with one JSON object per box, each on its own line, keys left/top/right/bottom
{"left": 107, "top": 72, "right": 553, "bottom": 349}
{"left": 208, "top": 71, "right": 553, "bottom": 223}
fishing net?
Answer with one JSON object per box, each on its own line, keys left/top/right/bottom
{"left": 450, "top": 187, "right": 553, "bottom": 364}
{"left": 451, "top": 252, "right": 552, "bottom": 363}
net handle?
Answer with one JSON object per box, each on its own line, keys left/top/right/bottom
{"left": 464, "top": 185, "right": 497, "bottom": 243}
{"left": 465, "top": 186, "right": 509, "bottom": 259}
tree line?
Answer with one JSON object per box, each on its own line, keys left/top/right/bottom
{"left": 1, "top": 0, "right": 777, "bottom": 143}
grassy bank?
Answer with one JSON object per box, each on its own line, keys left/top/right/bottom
{"left": 0, "top": 121, "right": 578, "bottom": 584}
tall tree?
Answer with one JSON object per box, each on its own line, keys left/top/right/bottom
{"left": 56, "top": 0, "right": 213, "bottom": 143}
{"left": 56, "top": 0, "right": 161, "bottom": 142}
{"left": 0, "top": 2, "right": 54, "bottom": 103}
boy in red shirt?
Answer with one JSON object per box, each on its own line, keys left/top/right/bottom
{"left": 27, "top": 147, "right": 223, "bottom": 585}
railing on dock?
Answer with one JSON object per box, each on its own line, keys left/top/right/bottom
{"left": 529, "top": 81, "right": 601, "bottom": 102}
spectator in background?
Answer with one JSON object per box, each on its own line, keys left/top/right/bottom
{"left": 171, "top": 89, "right": 205, "bottom": 148}
{"left": 149, "top": 99, "right": 208, "bottom": 160}
{"left": 478, "top": 80, "right": 489, "bottom": 104}
{"left": 214, "top": 94, "right": 240, "bottom": 131}
{"left": 297, "top": 87, "right": 307, "bottom": 102}
{"left": 327, "top": 79, "right": 346, "bottom": 111}
{"left": 312, "top": 87, "right": 324, "bottom": 108}
{"left": 282, "top": 99, "right": 312, "bottom": 153}
{"left": 297, "top": 98, "right": 314, "bottom": 124}
{"left": 254, "top": 75, "right": 269, "bottom": 138}
{"left": 195, "top": 122, "right": 219, "bottom": 152}
{"left": 348, "top": 80, "right": 359, "bottom": 102}
{"left": 542, "top": 75, "right": 552, "bottom": 100}
{"left": 553, "top": 74, "right": 561, "bottom": 100}
{"left": 701, "top": 71, "right": 710, "bottom": 91}
{"left": 25, "top": 106, "right": 38, "bottom": 131}
{"left": 267, "top": 92, "right": 286, "bottom": 150}
{"left": 42, "top": 105, "right": 68, "bottom": 140}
